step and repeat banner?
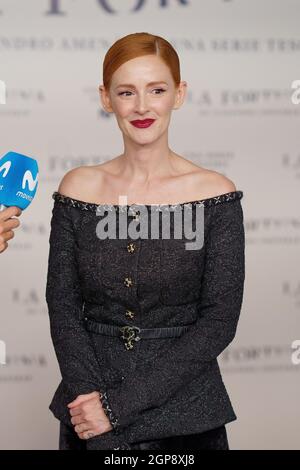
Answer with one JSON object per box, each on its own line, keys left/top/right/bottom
{"left": 0, "top": 0, "right": 299, "bottom": 450}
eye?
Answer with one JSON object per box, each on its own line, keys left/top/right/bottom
{"left": 118, "top": 91, "right": 132, "bottom": 96}
{"left": 152, "top": 88, "right": 166, "bottom": 95}
{"left": 118, "top": 88, "right": 166, "bottom": 97}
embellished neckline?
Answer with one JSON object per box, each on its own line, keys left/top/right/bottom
{"left": 52, "top": 190, "right": 243, "bottom": 212}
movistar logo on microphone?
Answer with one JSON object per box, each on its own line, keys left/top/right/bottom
{"left": 22, "top": 170, "right": 38, "bottom": 191}
{"left": 17, "top": 170, "right": 39, "bottom": 200}
{"left": 0, "top": 151, "right": 39, "bottom": 210}
{"left": 0, "top": 162, "right": 38, "bottom": 201}
{"left": 0, "top": 160, "right": 11, "bottom": 176}
{"left": 0, "top": 161, "right": 11, "bottom": 190}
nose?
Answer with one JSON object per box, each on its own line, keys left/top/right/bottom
{"left": 134, "top": 93, "right": 149, "bottom": 115}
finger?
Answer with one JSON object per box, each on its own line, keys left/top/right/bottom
{"left": 69, "top": 407, "right": 82, "bottom": 417}
{"left": 10, "top": 206, "right": 22, "bottom": 217}
{"left": 9, "top": 206, "right": 22, "bottom": 217}
{"left": 67, "top": 395, "right": 87, "bottom": 408}
{"left": 71, "top": 415, "right": 86, "bottom": 426}
{"left": 0, "top": 230, "right": 14, "bottom": 245}
{"left": 0, "top": 206, "right": 22, "bottom": 221}
{"left": 6, "top": 218, "right": 21, "bottom": 230}
{"left": 68, "top": 392, "right": 98, "bottom": 408}
{"left": 0, "top": 219, "right": 20, "bottom": 234}
{"left": 74, "top": 423, "right": 90, "bottom": 434}
{"left": 2, "top": 230, "right": 15, "bottom": 242}
{"left": 70, "top": 397, "right": 102, "bottom": 422}
{"left": 79, "top": 431, "right": 97, "bottom": 440}
{"left": 0, "top": 241, "right": 8, "bottom": 253}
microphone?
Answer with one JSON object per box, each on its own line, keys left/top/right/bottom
{"left": 0, "top": 151, "right": 39, "bottom": 211}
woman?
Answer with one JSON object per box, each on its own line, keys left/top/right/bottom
{"left": 46, "top": 32, "right": 245, "bottom": 450}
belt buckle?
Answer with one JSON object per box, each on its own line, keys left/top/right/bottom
{"left": 120, "top": 326, "right": 141, "bottom": 350}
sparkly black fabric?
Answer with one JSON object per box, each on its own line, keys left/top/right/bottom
{"left": 46, "top": 189, "right": 245, "bottom": 450}
{"left": 129, "top": 425, "right": 229, "bottom": 450}
{"left": 59, "top": 421, "right": 229, "bottom": 450}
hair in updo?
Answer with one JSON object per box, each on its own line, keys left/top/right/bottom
{"left": 102, "top": 32, "right": 181, "bottom": 91}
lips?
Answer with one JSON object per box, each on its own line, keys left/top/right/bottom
{"left": 130, "top": 119, "right": 155, "bottom": 128}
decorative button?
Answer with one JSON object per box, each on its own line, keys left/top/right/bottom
{"left": 124, "top": 277, "right": 133, "bottom": 287}
{"left": 120, "top": 326, "right": 141, "bottom": 350}
{"left": 127, "top": 243, "right": 136, "bottom": 253}
{"left": 125, "top": 309, "right": 135, "bottom": 319}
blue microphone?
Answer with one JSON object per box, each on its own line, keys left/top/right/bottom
{"left": 0, "top": 151, "right": 39, "bottom": 211}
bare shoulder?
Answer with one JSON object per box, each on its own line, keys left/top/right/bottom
{"left": 188, "top": 168, "right": 237, "bottom": 200}
{"left": 171, "top": 154, "right": 236, "bottom": 198}
{"left": 57, "top": 165, "right": 104, "bottom": 201}
{"left": 202, "top": 169, "right": 236, "bottom": 195}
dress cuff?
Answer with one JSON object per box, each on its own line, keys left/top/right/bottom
{"left": 99, "top": 391, "right": 121, "bottom": 435}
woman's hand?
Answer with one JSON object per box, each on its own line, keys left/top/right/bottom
{"left": 67, "top": 391, "right": 113, "bottom": 440}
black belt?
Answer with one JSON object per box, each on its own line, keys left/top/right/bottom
{"left": 83, "top": 318, "right": 190, "bottom": 351}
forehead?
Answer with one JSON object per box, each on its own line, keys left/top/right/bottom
{"left": 111, "top": 55, "right": 172, "bottom": 86}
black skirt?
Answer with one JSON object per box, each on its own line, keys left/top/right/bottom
{"left": 58, "top": 422, "right": 229, "bottom": 450}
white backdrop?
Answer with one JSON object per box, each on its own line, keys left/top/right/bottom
{"left": 0, "top": 0, "right": 299, "bottom": 450}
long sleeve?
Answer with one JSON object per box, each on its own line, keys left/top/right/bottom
{"left": 46, "top": 201, "right": 104, "bottom": 397}
{"left": 46, "top": 200, "right": 132, "bottom": 448}
{"left": 103, "top": 197, "right": 245, "bottom": 431}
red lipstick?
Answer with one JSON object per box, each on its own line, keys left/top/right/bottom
{"left": 130, "top": 119, "right": 155, "bottom": 128}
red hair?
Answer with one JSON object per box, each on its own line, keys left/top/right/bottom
{"left": 102, "top": 32, "right": 181, "bottom": 91}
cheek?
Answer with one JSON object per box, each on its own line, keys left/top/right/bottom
{"left": 111, "top": 98, "right": 132, "bottom": 117}
{"left": 155, "top": 96, "right": 174, "bottom": 114}
{"left": 116, "top": 104, "right": 131, "bottom": 118}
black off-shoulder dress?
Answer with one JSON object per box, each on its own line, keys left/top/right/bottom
{"left": 46, "top": 190, "right": 245, "bottom": 450}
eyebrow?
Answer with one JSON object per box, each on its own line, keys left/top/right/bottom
{"left": 115, "top": 81, "right": 168, "bottom": 89}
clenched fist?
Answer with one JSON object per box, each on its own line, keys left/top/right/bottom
{"left": 67, "top": 391, "right": 113, "bottom": 440}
